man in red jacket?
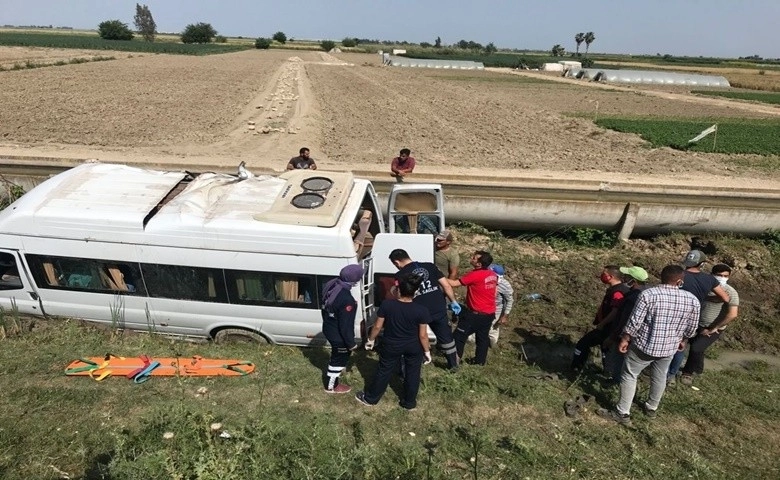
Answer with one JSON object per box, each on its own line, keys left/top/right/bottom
{"left": 448, "top": 250, "right": 498, "bottom": 365}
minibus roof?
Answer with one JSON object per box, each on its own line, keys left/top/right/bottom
{"left": 0, "top": 162, "right": 366, "bottom": 257}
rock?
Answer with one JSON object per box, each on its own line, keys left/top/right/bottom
{"left": 261, "top": 127, "right": 271, "bottom": 134}
{"left": 247, "top": 125, "right": 255, "bottom": 130}
{"left": 287, "top": 128, "right": 296, "bottom": 134}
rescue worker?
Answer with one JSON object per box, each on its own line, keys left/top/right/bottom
{"left": 357, "top": 273, "right": 432, "bottom": 410}
{"left": 320, "top": 264, "right": 363, "bottom": 393}
{"left": 388, "top": 248, "right": 462, "bottom": 370}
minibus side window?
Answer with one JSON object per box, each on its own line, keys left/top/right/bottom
{"left": 225, "top": 269, "right": 316, "bottom": 309}
{"left": 25, "top": 254, "right": 145, "bottom": 295}
{"left": 141, "top": 264, "right": 228, "bottom": 303}
{"left": 0, "top": 253, "right": 23, "bottom": 290}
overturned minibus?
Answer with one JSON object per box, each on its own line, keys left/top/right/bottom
{"left": 0, "top": 162, "right": 446, "bottom": 345}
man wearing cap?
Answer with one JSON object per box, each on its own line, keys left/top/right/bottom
{"left": 604, "top": 266, "right": 650, "bottom": 381}
{"left": 448, "top": 251, "right": 498, "bottom": 365}
{"left": 667, "top": 250, "right": 730, "bottom": 384}
{"left": 598, "top": 265, "right": 699, "bottom": 425}
{"left": 679, "top": 263, "right": 740, "bottom": 385}
{"left": 468, "top": 264, "right": 515, "bottom": 348}
{"left": 434, "top": 230, "right": 459, "bottom": 280}
{"left": 571, "top": 265, "right": 631, "bottom": 372}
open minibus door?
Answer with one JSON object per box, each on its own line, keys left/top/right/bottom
{"left": 363, "top": 233, "right": 436, "bottom": 340}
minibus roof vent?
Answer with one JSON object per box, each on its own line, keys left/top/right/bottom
{"left": 301, "top": 177, "right": 334, "bottom": 192}
{"left": 254, "top": 170, "right": 355, "bottom": 227}
{"left": 292, "top": 192, "right": 326, "bottom": 209}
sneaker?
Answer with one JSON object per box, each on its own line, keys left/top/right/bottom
{"left": 354, "top": 391, "right": 374, "bottom": 407}
{"left": 680, "top": 373, "right": 694, "bottom": 386}
{"left": 642, "top": 404, "right": 657, "bottom": 419}
{"left": 596, "top": 408, "right": 632, "bottom": 426}
{"left": 666, "top": 375, "right": 676, "bottom": 387}
{"left": 399, "top": 402, "right": 417, "bottom": 411}
{"left": 325, "top": 383, "right": 351, "bottom": 394}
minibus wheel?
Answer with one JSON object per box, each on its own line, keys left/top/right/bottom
{"left": 213, "top": 328, "right": 268, "bottom": 344}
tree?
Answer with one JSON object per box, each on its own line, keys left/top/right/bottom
{"left": 584, "top": 31, "right": 596, "bottom": 55}
{"left": 341, "top": 37, "right": 357, "bottom": 48}
{"left": 98, "top": 20, "right": 134, "bottom": 40}
{"left": 457, "top": 39, "right": 469, "bottom": 49}
{"left": 255, "top": 37, "right": 272, "bottom": 49}
{"left": 419, "top": 42, "right": 432, "bottom": 48}
{"left": 133, "top": 3, "right": 156, "bottom": 42}
{"left": 551, "top": 44, "right": 565, "bottom": 57}
{"left": 434, "top": 36, "right": 442, "bottom": 48}
{"left": 320, "top": 40, "right": 336, "bottom": 52}
{"left": 484, "top": 42, "right": 497, "bottom": 55}
{"left": 272, "top": 31, "right": 287, "bottom": 44}
{"left": 574, "top": 32, "right": 585, "bottom": 56}
{"left": 181, "top": 23, "right": 217, "bottom": 44}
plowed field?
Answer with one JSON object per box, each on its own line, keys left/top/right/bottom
{"left": 0, "top": 47, "right": 778, "bottom": 183}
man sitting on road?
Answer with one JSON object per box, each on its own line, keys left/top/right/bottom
{"left": 287, "top": 147, "right": 317, "bottom": 170}
{"left": 390, "top": 148, "right": 415, "bottom": 181}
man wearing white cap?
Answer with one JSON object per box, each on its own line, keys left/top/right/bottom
{"left": 434, "top": 230, "right": 459, "bottom": 280}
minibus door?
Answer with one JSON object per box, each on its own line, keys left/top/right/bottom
{"left": 367, "top": 233, "right": 436, "bottom": 337}
{"left": 387, "top": 184, "right": 445, "bottom": 235}
{"left": 0, "top": 249, "right": 45, "bottom": 316}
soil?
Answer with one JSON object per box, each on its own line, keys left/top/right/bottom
{"left": 0, "top": 47, "right": 778, "bottom": 188}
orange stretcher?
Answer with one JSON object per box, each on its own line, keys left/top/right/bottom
{"left": 65, "top": 354, "right": 255, "bottom": 382}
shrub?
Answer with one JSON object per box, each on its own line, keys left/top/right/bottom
{"left": 255, "top": 37, "right": 272, "bottom": 50}
{"left": 215, "top": 35, "right": 227, "bottom": 43}
{"left": 341, "top": 37, "right": 357, "bottom": 48}
{"left": 181, "top": 22, "right": 217, "bottom": 44}
{"left": 98, "top": 20, "right": 134, "bottom": 41}
{"left": 272, "top": 31, "right": 287, "bottom": 44}
{"left": 320, "top": 40, "right": 336, "bottom": 52}
{"left": 581, "top": 57, "right": 594, "bottom": 68}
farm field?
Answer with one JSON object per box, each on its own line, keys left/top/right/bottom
{"left": 691, "top": 89, "right": 780, "bottom": 105}
{"left": 0, "top": 47, "right": 778, "bottom": 184}
{"left": 1, "top": 43, "right": 780, "bottom": 479}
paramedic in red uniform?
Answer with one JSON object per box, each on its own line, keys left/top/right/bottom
{"left": 448, "top": 251, "right": 498, "bottom": 365}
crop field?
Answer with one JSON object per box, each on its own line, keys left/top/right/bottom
{"left": 1, "top": 40, "right": 780, "bottom": 479}
{"left": 595, "top": 117, "right": 780, "bottom": 157}
{"left": 691, "top": 89, "right": 780, "bottom": 105}
{"left": 0, "top": 31, "right": 250, "bottom": 55}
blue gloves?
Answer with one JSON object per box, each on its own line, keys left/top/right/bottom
{"left": 449, "top": 301, "right": 462, "bottom": 315}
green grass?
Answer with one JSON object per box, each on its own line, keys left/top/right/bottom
{"left": 691, "top": 90, "right": 780, "bottom": 105}
{"left": 0, "top": 31, "right": 251, "bottom": 55}
{"left": 0, "top": 318, "right": 778, "bottom": 479}
{"left": 594, "top": 117, "right": 780, "bottom": 156}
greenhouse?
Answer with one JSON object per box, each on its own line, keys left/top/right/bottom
{"left": 383, "top": 54, "right": 484, "bottom": 70}
{"left": 565, "top": 68, "right": 730, "bottom": 87}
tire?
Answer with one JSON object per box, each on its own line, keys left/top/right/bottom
{"left": 213, "top": 328, "right": 268, "bottom": 345}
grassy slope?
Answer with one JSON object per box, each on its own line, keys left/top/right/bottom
{"left": 1, "top": 232, "right": 778, "bottom": 479}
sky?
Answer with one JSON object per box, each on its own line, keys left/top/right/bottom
{"left": 1, "top": 0, "right": 778, "bottom": 59}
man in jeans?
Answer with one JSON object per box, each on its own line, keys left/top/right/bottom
{"left": 448, "top": 251, "right": 498, "bottom": 365}
{"left": 598, "top": 265, "right": 699, "bottom": 425}
{"left": 679, "top": 263, "right": 740, "bottom": 385}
